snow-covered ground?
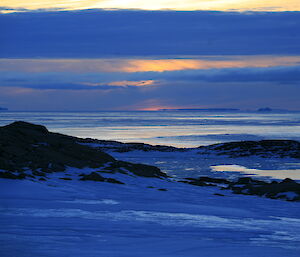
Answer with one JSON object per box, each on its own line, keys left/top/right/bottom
{"left": 1, "top": 150, "right": 300, "bottom": 257}
{"left": 109, "top": 149, "right": 300, "bottom": 181}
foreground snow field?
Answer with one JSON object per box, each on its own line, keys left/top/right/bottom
{"left": 1, "top": 161, "right": 300, "bottom": 257}
{"left": 0, "top": 122, "right": 299, "bottom": 256}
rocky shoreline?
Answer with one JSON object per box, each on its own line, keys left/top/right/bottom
{"left": 78, "top": 136, "right": 300, "bottom": 159}
{"left": 0, "top": 121, "right": 166, "bottom": 180}
{"left": 181, "top": 177, "right": 300, "bottom": 201}
{"left": 197, "top": 140, "right": 300, "bottom": 159}
{"left": 0, "top": 121, "right": 299, "bottom": 201}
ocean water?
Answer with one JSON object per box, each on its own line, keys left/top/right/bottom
{"left": 0, "top": 110, "right": 300, "bottom": 147}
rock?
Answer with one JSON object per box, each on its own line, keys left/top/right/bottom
{"left": 180, "top": 178, "right": 214, "bottom": 187}
{"left": 258, "top": 107, "right": 272, "bottom": 112}
{"left": 229, "top": 178, "right": 300, "bottom": 201}
{"left": 180, "top": 175, "right": 300, "bottom": 201}
{"left": 235, "top": 177, "right": 267, "bottom": 185}
{"left": 102, "top": 161, "right": 168, "bottom": 178}
{"left": 214, "top": 193, "right": 225, "bottom": 196}
{"left": 281, "top": 178, "right": 295, "bottom": 184}
{"left": 47, "top": 163, "right": 66, "bottom": 172}
{"left": 198, "top": 140, "right": 300, "bottom": 159}
{"left": 80, "top": 172, "right": 106, "bottom": 182}
{"left": 59, "top": 177, "right": 72, "bottom": 180}
{"left": 32, "top": 171, "right": 46, "bottom": 176}
{"left": 0, "top": 171, "right": 26, "bottom": 179}
{"left": 197, "top": 176, "right": 230, "bottom": 184}
{"left": 181, "top": 176, "right": 229, "bottom": 186}
{"left": 0, "top": 121, "right": 167, "bottom": 180}
{"left": 250, "top": 178, "right": 299, "bottom": 196}
{"left": 105, "top": 178, "right": 124, "bottom": 184}
{"left": 0, "top": 121, "right": 115, "bottom": 174}
{"left": 77, "top": 138, "right": 186, "bottom": 153}
{"left": 79, "top": 172, "right": 124, "bottom": 184}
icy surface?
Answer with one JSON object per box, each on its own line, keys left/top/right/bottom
{"left": 1, "top": 160, "right": 300, "bottom": 257}
{"left": 109, "top": 149, "right": 300, "bottom": 181}
{"left": 211, "top": 164, "right": 300, "bottom": 180}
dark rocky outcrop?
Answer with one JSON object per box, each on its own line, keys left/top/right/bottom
{"left": 214, "top": 193, "right": 225, "bottom": 196}
{"left": 180, "top": 176, "right": 230, "bottom": 187}
{"left": 228, "top": 178, "right": 300, "bottom": 200}
{"left": 0, "top": 171, "right": 27, "bottom": 179}
{"left": 79, "top": 172, "right": 124, "bottom": 184}
{"left": 0, "top": 121, "right": 167, "bottom": 179}
{"left": 79, "top": 137, "right": 300, "bottom": 159}
{"left": 0, "top": 121, "right": 114, "bottom": 173}
{"left": 196, "top": 176, "right": 230, "bottom": 184}
{"left": 59, "top": 177, "right": 72, "bottom": 181}
{"left": 198, "top": 140, "right": 300, "bottom": 159}
{"left": 79, "top": 172, "right": 107, "bottom": 182}
{"left": 179, "top": 178, "right": 213, "bottom": 187}
{"left": 77, "top": 138, "right": 186, "bottom": 152}
{"left": 181, "top": 176, "right": 300, "bottom": 201}
{"left": 257, "top": 107, "right": 272, "bottom": 112}
{"left": 100, "top": 160, "right": 168, "bottom": 178}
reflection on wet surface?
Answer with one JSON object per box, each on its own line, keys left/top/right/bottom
{"left": 211, "top": 164, "right": 300, "bottom": 180}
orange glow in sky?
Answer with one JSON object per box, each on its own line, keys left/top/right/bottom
{"left": 1, "top": 0, "right": 300, "bottom": 13}
{"left": 84, "top": 80, "right": 157, "bottom": 87}
{"left": 1, "top": 56, "right": 300, "bottom": 73}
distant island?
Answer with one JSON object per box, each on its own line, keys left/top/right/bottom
{"left": 0, "top": 107, "right": 8, "bottom": 111}
{"left": 159, "top": 108, "right": 240, "bottom": 112}
{"left": 256, "top": 107, "right": 293, "bottom": 112}
{"left": 257, "top": 107, "right": 272, "bottom": 112}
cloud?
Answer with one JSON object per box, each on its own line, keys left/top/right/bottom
{"left": 0, "top": 82, "right": 120, "bottom": 91}
{"left": 1, "top": 1, "right": 300, "bottom": 12}
{"left": 0, "top": 75, "right": 159, "bottom": 90}
{"left": 1, "top": 65, "right": 300, "bottom": 111}
{"left": 2, "top": 79, "right": 300, "bottom": 111}
{"left": 163, "top": 65, "right": 300, "bottom": 83}
{"left": 1, "top": 65, "right": 300, "bottom": 92}
{"left": 0, "top": 9, "right": 299, "bottom": 110}
{"left": 1, "top": 10, "right": 300, "bottom": 57}
{"left": 1, "top": 56, "right": 299, "bottom": 73}
{"left": 87, "top": 80, "right": 157, "bottom": 87}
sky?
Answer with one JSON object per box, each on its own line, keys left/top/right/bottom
{"left": 1, "top": 0, "right": 300, "bottom": 12}
{"left": 0, "top": 1, "right": 300, "bottom": 111}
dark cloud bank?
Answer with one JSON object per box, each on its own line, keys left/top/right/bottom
{"left": 1, "top": 10, "right": 300, "bottom": 57}
{"left": 1, "top": 65, "right": 300, "bottom": 90}
{"left": 1, "top": 9, "right": 300, "bottom": 110}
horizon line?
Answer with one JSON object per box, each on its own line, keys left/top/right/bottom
{"left": 2, "top": 7, "right": 300, "bottom": 14}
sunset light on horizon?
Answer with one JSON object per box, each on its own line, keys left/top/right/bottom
{"left": 1, "top": 0, "right": 300, "bottom": 12}
{"left": 1, "top": 2, "right": 300, "bottom": 111}
{"left": 1, "top": 55, "right": 300, "bottom": 73}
